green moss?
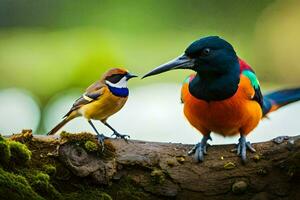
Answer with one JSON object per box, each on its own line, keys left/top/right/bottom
{"left": 8, "top": 140, "right": 32, "bottom": 165}
{"left": 0, "top": 135, "right": 5, "bottom": 142}
{"left": 224, "top": 162, "right": 236, "bottom": 170}
{"left": 166, "top": 158, "right": 176, "bottom": 167}
{"left": 33, "top": 172, "right": 50, "bottom": 184}
{"left": 31, "top": 172, "right": 62, "bottom": 200}
{"left": 64, "top": 188, "right": 112, "bottom": 200}
{"left": 0, "top": 168, "right": 43, "bottom": 200}
{"left": 253, "top": 154, "right": 261, "bottom": 162}
{"left": 109, "top": 177, "right": 150, "bottom": 200}
{"left": 15, "top": 168, "right": 62, "bottom": 200}
{"left": 84, "top": 141, "right": 98, "bottom": 152}
{"left": 0, "top": 141, "right": 11, "bottom": 166}
{"left": 98, "top": 193, "right": 113, "bottom": 200}
{"left": 10, "top": 130, "right": 33, "bottom": 143}
{"left": 55, "top": 162, "right": 72, "bottom": 181}
{"left": 150, "top": 169, "right": 165, "bottom": 184}
{"left": 43, "top": 164, "right": 56, "bottom": 176}
{"left": 60, "top": 132, "right": 95, "bottom": 144}
{"left": 0, "top": 137, "right": 32, "bottom": 166}
{"left": 176, "top": 156, "right": 185, "bottom": 164}
{"left": 60, "top": 132, "right": 116, "bottom": 159}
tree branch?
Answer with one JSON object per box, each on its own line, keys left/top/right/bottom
{"left": 8, "top": 132, "right": 300, "bottom": 200}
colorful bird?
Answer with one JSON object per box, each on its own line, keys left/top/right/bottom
{"left": 47, "top": 68, "right": 137, "bottom": 146}
{"left": 143, "top": 36, "right": 300, "bottom": 162}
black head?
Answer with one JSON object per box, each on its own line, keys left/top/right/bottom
{"left": 185, "top": 36, "right": 238, "bottom": 74}
{"left": 142, "top": 36, "right": 239, "bottom": 78}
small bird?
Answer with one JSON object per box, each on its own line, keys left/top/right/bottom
{"left": 47, "top": 68, "right": 137, "bottom": 145}
{"left": 143, "top": 36, "right": 300, "bottom": 162}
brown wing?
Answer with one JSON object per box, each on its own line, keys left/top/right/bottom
{"left": 63, "top": 81, "right": 106, "bottom": 117}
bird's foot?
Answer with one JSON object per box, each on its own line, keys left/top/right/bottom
{"left": 111, "top": 131, "right": 130, "bottom": 141}
{"left": 273, "top": 136, "right": 289, "bottom": 144}
{"left": 96, "top": 134, "right": 108, "bottom": 151}
{"left": 236, "top": 135, "right": 256, "bottom": 163}
{"left": 188, "top": 135, "right": 212, "bottom": 162}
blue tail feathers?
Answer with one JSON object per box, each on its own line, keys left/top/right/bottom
{"left": 263, "top": 87, "right": 300, "bottom": 115}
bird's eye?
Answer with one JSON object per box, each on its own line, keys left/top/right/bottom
{"left": 106, "top": 74, "right": 125, "bottom": 84}
{"left": 201, "top": 48, "right": 211, "bottom": 56}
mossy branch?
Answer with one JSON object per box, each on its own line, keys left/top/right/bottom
{"left": 1, "top": 131, "right": 300, "bottom": 200}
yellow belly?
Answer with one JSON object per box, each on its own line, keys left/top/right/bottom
{"left": 79, "top": 91, "right": 128, "bottom": 121}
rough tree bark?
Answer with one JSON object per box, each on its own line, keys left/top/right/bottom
{"left": 9, "top": 132, "right": 300, "bottom": 200}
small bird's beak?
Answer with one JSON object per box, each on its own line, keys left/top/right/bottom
{"left": 126, "top": 73, "right": 138, "bottom": 80}
{"left": 142, "top": 54, "right": 195, "bottom": 79}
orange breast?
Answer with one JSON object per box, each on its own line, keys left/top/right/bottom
{"left": 183, "top": 75, "right": 262, "bottom": 136}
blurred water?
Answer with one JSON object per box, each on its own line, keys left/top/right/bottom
{"left": 44, "top": 84, "right": 300, "bottom": 145}
{"left": 0, "top": 88, "right": 40, "bottom": 134}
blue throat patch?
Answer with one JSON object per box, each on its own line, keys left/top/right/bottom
{"left": 108, "top": 85, "right": 129, "bottom": 97}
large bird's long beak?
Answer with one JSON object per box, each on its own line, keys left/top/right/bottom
{"left": 142, "top": 54, "right": 195, "bottom": 79}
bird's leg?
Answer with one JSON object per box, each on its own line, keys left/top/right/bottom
{"left": 88, "top": 120, "right": 107, "bottom": 150}
{"left": 236, "top": 134, "right": 256, "bottom": 162}
{"left": 103, "top": 122, "right": 130, "bottom": 141}
{"left": 188, "top": 134, "right": 212, "bottom": 162}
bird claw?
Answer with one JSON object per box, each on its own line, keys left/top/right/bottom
{"left": 246, "top": 141, "right": 256, "bottom": 153}
{"left": 235, "top": 136, "right": 256, "bottom": 162}
{"left": 188, "top": 143, "right": 198, "bottom": 155}
{"left": 195, "top": 142, "right": 209, "bottom": 162}
{"left": 188, "top": 135, "right": 212, "bottom": 162}
{"left": 111, "top": 132, "right": 130, "bottom": 141}
{"left": 273, "top": 136, "right": 289, "bottom": 144}
{"left": 96, "top": 134, "right": 107, "bottom": 151}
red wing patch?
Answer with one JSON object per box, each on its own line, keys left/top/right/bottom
{"left": 239, "top": 58, "right": 254, "bottom": 73}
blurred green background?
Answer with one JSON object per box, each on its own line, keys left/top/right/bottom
{"left": 1, "top": 0, "right": 300, "bottom": 144}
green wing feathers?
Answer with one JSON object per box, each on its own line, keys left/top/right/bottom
{"left": 242, "top": 70, "right": 260, "bottom": 89}
{"left": 242, "top": 70, "right": 264, "bottom": 109}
